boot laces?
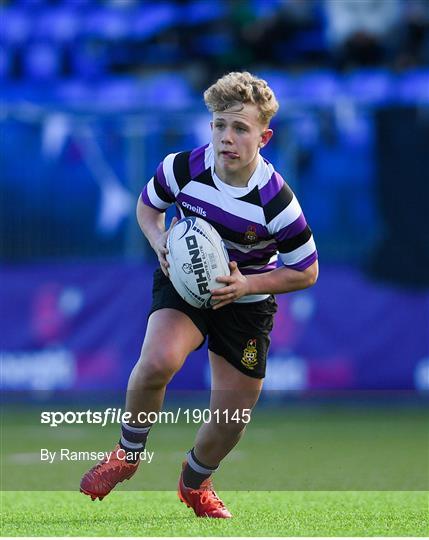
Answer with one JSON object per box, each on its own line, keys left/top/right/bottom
{"left": 89, "top": 449, "right": 134, "bottom": 479}
{"left": 191, "top": 478, "right": 225, "bottom": 509}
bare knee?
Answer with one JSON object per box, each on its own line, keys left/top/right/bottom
{"left": 211, "top": 419, "right": 247, "bottom": 439}
{"left": 130, "top": 347, "right": 183, "bottom": 389}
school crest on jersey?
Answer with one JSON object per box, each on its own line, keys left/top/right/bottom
{"left": 244, "top": 225, "right": 258, "bottom": 245}
{"left": 241, "top": 339, "right": 258, "bottom": 370}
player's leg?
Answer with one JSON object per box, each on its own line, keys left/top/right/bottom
{"left": 118, "top": 308, "right": 204, "bottom": 460}
{"left": 80, "top": 308, "right": 204, "bottom": 500}
{"left": 178, "top": 353, "right": 262, "bottom": 518}
{"left": 177, "top": 295, "right": 277, "bottom": 518}
{"left": 125, "top": 308, "right": 204, "bottom": 421}
{"left": 193, "top": 350, "right": 263, "bottom": 465}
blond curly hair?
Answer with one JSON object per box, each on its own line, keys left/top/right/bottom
{"left": 204, "top": 72, "right": 279, "bottom": 126}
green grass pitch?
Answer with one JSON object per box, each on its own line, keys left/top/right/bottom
{"left": 1, "top": 490, "right": 428, "bottom": 536}
{"left": 1, "top": 403, "right": 428, "bottom": 536}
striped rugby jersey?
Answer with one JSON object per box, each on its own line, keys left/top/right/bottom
{"left": 141, "top": 143, "right": 317, "bottom": 303}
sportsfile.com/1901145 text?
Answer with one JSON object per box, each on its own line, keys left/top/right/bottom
{"left": 40, "top": 408, "right": 252, "bottom": 427}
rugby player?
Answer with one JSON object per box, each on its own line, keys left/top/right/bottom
{"left": 80, "top": 72, "right": 318, "bottom": 518}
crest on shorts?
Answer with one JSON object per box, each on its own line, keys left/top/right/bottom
{"left": 244, "top": 225, "right": 258, "bottom": 245}
{"left": 241, "top": 339, "right": 258, "bottom": 370}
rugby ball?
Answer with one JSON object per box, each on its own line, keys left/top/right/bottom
{"left": 166, "top": 216, "right": 230, "bottom": 308}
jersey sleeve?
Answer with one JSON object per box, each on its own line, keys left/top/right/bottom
{"left": 265, "top": 181, "right": 318, "bottom": 271}
{"left": 141, "top": 154, "right": 177, "bottom": 211}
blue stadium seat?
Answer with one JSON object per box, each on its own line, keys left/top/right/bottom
{"left": 4, "top": 74, "right": 194, "bottom": 111}
{"left": 181, "top": 0, "right": 227, "bottom": 25}
{"left": 23, "top": 41, "right": 62, "bottom": 80}
{"left": 32, "top": 8, "right": 79, "bottom": 43}
{"left": 131, "top": 3, "right": 178, "bottom": 40}
{"left": 1, "top": 81, "right": 50, "bottom": 103}
{"left": 58, "top": 74, "right": 194, "bottom": 110}
{"left": 344, "top": 70, "right": 393, "bottom": 105}
{"left": 97, "top": 78, "right": 147, "bottom": 109}
{"left": 54, "top": 78, "right": 177, "bottom": 111}
{"left": 397, "top": 70, "right": 429, "bottom": 103}
{"left": 293, "top": 71, "right": 339, "bottom": 105}
{"left": 137, "top": 73, "right": 194, "bottom": 108}
{"left": 258, "top": 70, "right": 338, "bottom": 105}
{"left": 0, "top": 8, "right": 31, "bottom": 45}
{"left": 255, "top": 70, "right": 293, "bottom": 103}
{"left": 257, "top": 70, "right": 338, "bottom": 105}
{"left": 54, "top": 79, "right": 92, "bottom": 107}
{"left": 82, "top": 8, "right": 132, "bottom": 40}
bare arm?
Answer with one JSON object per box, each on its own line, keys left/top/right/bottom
{"left": 246, "top": 260, "right": 318, "bottom": 295}
{"left": 211, "top": 259, "right": 318, "bottom": 309}
{"left": 136, "top": 196, "right": 177, "bottom": 276}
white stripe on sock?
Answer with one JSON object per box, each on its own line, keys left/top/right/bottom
{"left": 120, "top": 436, "right": 144, "bottom": 449}
{"left": 121, "top": 422, "right": 151, "bottom": 434}
{"left": 187, "top": 451, "right": 218, "bottom": 475}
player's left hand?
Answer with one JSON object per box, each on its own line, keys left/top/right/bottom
{"left": 211, "top": 261, "right": 249, "bottom": 310}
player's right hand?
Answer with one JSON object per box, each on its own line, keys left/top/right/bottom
{"left": 154, "top": 217, "right": 177, "bottom": 276}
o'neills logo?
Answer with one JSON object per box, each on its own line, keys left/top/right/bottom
{"left": 185, "top": 235, "right": 209, "bottom": 295}
{"left": 182, "top": 201, "right": 207, "bottom": 217}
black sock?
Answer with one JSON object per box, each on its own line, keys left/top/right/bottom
{"left": 119, "top": 422, "right": 151, "bottom": 464}
{"left": 182, "top": 448, "right": 218, "bottom": 489}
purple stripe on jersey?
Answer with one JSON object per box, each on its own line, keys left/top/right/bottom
{"left": 176, "top": 193, "right": 268, "bottom": 237}
{"left": 141, "top": 188, "right": 160, "bottom": 211}
{"left": 241, "top": 261, "right": 278, "bottom": 275}
{"left": 275, "top": 213, "right": 307, "bottom": 242}
{"left": 189, "top": 145, "right": 208, "bottom": 178}
{"left": 259, "top": 171, "right": 284, "bottom": 205}
{"left": 156, "top": 162, "right": 174, "bottom": 199}
{"left": 227, "top": 244, "right": 277, "bottom": 263}
{"left": 285, "top": 251, "right": 318, "bottom": 271}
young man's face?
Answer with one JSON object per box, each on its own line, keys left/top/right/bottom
{"left": 211, "top": 103, "right": 273, "bottom": 185}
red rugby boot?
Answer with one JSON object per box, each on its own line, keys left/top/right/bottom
{"left": 178, "top": 465, "right": 232, "bottom": 518}
{"left": 80, "top": 444, "right": 139, "bottom": 501}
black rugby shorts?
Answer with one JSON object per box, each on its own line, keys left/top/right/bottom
{"left": 149, "top": 268, "right": 278, "bottom": 378}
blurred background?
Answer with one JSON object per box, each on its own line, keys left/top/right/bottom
{"left": 1, "top": 0, "right": 429, "bottom": 396}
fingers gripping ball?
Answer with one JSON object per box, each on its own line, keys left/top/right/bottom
{"left": 166, "top": 217, "right": 230, "bottom": 308}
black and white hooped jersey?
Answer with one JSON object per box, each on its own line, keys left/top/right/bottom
{"left": 141, "top": 143, "right": 317, "bottom": 302}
